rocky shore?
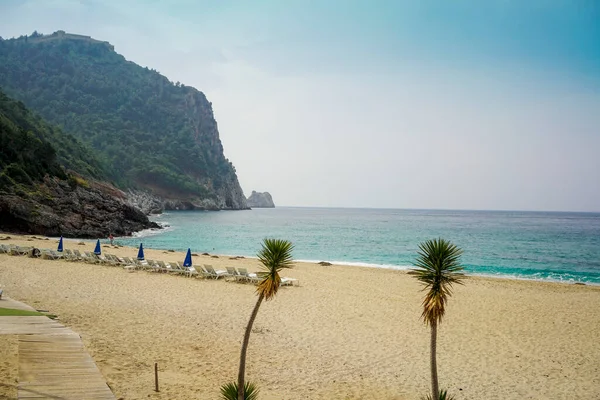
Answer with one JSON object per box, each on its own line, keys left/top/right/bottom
{"left": 127, "top": 187, "right": 250, "bottom": 214}
{"left": 0, "top": 177, "right": 159, "bottom": 238}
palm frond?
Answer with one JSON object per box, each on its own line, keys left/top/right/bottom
{"left": 256, "top": 238, "right": 294, "bottom": 300}
{"left": 409, "top": 238, "right": 464, "bottom": 325}
{"left": 220, "top": 381, "right": 260, "bottom": 400}
{"left": 421, "top": 389, "right": 456, "bottom": 400}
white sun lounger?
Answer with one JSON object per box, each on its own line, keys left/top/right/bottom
{"left": 203, "top": 264, "right": 228, "bottom": 279}
{"left": 237, "top": 268, "right": 261, "bottom": 284}
{"left": 280, "top": 277, "right": 299, "bottom": 286}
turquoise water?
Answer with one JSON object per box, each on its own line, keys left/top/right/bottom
{"left": 117, "top": 208, "right": 600, "bottom": 284}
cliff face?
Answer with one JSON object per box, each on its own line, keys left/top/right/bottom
{"left": 0, "top": 31, "right": 248, "bottom": 211}
{"left": 0, "top": 88, "right": 158, "bottom": 237}
{"left": 247, "top": 191, "right": 275, "bottom": 208}
{"left": 0, "top": 177, "right": 159, "bottom": 238}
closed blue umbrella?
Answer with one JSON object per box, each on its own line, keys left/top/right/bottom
{"left": 137, "top": 243, "right": 145, "bottom": 260}
{"left": 57, "top": 236, "right": 64, "bottom": 252}
{"left": 183, "top": 248, "right": 192, "bottom": 267}
{"left": 93, "top": 239, "right": 101, "bottom": 255}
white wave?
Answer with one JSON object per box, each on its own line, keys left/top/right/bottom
{"left": 468, "top": 271, "right": 599, "bottom": 286}
{"left": 129, "top": 223, "right": 174, "bottom": 239}
{"left": 296, "top": 259, "right": 412, "bottom": 271}
{"left": 297, "top": 259, "right": 599, "bottom": 285}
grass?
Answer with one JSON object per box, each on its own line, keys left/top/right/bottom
{"left": 0, "top": 307, "right": 44, "bottom": 316}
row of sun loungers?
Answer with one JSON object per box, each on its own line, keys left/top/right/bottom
{"left": 1, "top": 244, "right": 299, "bottom": 286}
{"left": 0, "top": 244, "right": 34, "bottom": 256}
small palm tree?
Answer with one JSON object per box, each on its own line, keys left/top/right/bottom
{"left": 423, "top": 388, "right": 456, "bottom": 400}
{"left": 221, "top": 381, "right": 259, "bottom": 400}
{"left": 409, "top": 238, "right": 464, "bottom": 400}
{"left": 236, "top": 238, "right": 294, "bottom": 400}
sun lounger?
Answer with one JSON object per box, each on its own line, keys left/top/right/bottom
{"left": 83, "top": 251, "right": 101, "bottom": 264}
{"left": 154, "top": 260, "right": 181, "bottom": 274}
{"left": 237, "top": 268, "right": 261, "bottom": 284}
{"left": 41, "top": 249, "right": 63, "bottom": 260}
{"left": 203, "top": 264, "right": 228, "bottom": 279}
{"left": 116, "top": 255, "right": 127, "bottom": 265}
{"left": 95, "top": 254, "right": 114, "bottom": 265}
{"left": 63, "top": 249, "right": 77, "bottom": 261}
{"left": 72, "top": 249, "right": 84, "bottom": 261}
{"left": 119, "top": 257, "right": 136, "bottom": 270}
{"left": 170, "top": 262, "right": 188, "bottom": 275}
{"left": 39, "top": 250, "right": 53, "bottom": 260}
{"left": 226, "top": 267, "right": 242, "bottom": 281}
{"left": 105, "top": 254, "right": 124, "bottom": 266}
{"left": 0, "top": 244, "right": 9, "bottom": 253}
{"left": 122, "top": 256, "right": 134, "bottom": 265}
{"left": 9, "top": 245, "right": 31, "bottom": 256}
{"left": 150, "top": 260, "right": 164, "bottom": 272}
{"left": 182, "top": 265, "right": 199, "bottom": 278}
{"left": 280, "top": 277, "right": 299, "bottom": 286}
{"left": 107, "top": 254, "right": 124, "bottom": 266}
{"left": 155, "top": 260, "right": 171, "bottom": 273}
{"left": 142, "top": 259, "right": 160, "bottom": 272}
{"left": 133, "top": 258, "right": 150, "bottom": 270}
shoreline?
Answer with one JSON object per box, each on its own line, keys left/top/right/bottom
{"left": 3, "top": 231, "right": 597, "bottom": 287}
{"left": 1, "top": 233, "right": 599, "bottom": 399}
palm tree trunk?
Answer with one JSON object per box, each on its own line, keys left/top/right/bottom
{"left": 430, "top": 319, "right": 439, "bottom": 399}
{"left": 237, "top": 293, "right": 264, "bottom": 400}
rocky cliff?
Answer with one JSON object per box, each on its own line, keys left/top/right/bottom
{"left": 247, "top": 191, "right": 275, "bottom": 208}
{"left": 0, "top": 177, "right": 159, "bottom": 238}
{"left": 0, "top": 88, "right": 159, "bottom": 237}
{"left": 0, "top": 31, "right": 248, "bottom": 211}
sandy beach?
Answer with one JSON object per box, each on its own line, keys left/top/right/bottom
{"left": 1, "top": 234, "right": 599, "bottom": 400}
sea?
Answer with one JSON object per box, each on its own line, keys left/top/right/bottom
{"left": 117, "top": 207, "right": 600, "bottom": 285}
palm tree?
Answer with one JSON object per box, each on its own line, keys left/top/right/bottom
{"left": 221, "top": 381, "right": 259, "bottom": 400}
{"left": 236, "top": 238, "right": 294, "bottom": 400}
{"left": 408, "top": 238, "right": 464, "bottom": 400}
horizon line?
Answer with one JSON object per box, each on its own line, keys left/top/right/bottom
{"left": 258, "top": 206, "right": 600, "bottom": 214}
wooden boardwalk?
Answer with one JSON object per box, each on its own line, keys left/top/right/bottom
{"left": 0, "top": 297, "right": 115, "bottom": 399}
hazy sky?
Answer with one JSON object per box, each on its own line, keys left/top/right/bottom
{"left": 1, "top": 1, "right": 599, "bottom": 211}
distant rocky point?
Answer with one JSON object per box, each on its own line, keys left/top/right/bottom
{"left": 247, "top": 191, "right": 275, "bottom": 208}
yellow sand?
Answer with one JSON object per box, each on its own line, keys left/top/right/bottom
{"left": 0, "top": 234, "right": 599, "bottom": 399}
{"left": 0, "top": 335, "right": 18, "bottom": 399}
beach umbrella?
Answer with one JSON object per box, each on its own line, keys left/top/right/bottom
{"left": 93, "top": 239, "right": 101, "bottom": 255}
{"left": 137, "top": 243, "right": 145, "bottom": 260}
{"left": 57, "top": 236, "right": 64, "bottom": 252}
{"left": 183, "top": 248, "right": 192, "bottom": 267}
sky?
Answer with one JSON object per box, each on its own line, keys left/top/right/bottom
{"left": 1, "top": 0, "right": 599, "bottom": 211}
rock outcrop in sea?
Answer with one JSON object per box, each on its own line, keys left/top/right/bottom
{"left": 246, "top": 191, "right": 275, "bottom": 208}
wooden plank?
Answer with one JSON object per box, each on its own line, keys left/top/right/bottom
{"left": 0, "top": 298, "right": 115, "bottom": 399}
{"left": 18, "top": 332, "right": 115, "bottom": 399}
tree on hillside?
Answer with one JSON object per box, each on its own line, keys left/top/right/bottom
{"left": 408, "top": 238, "right": 465, "bottom": 400}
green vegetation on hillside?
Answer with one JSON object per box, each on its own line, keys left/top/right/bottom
{"left": 0, "top": 88, "right": 105, "bottom": 185}
{"left": 0, "top": 31, "right": 239, "bottom": 200}
{"left": 0, "top": 89, "right": 105, "bottom": 192}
